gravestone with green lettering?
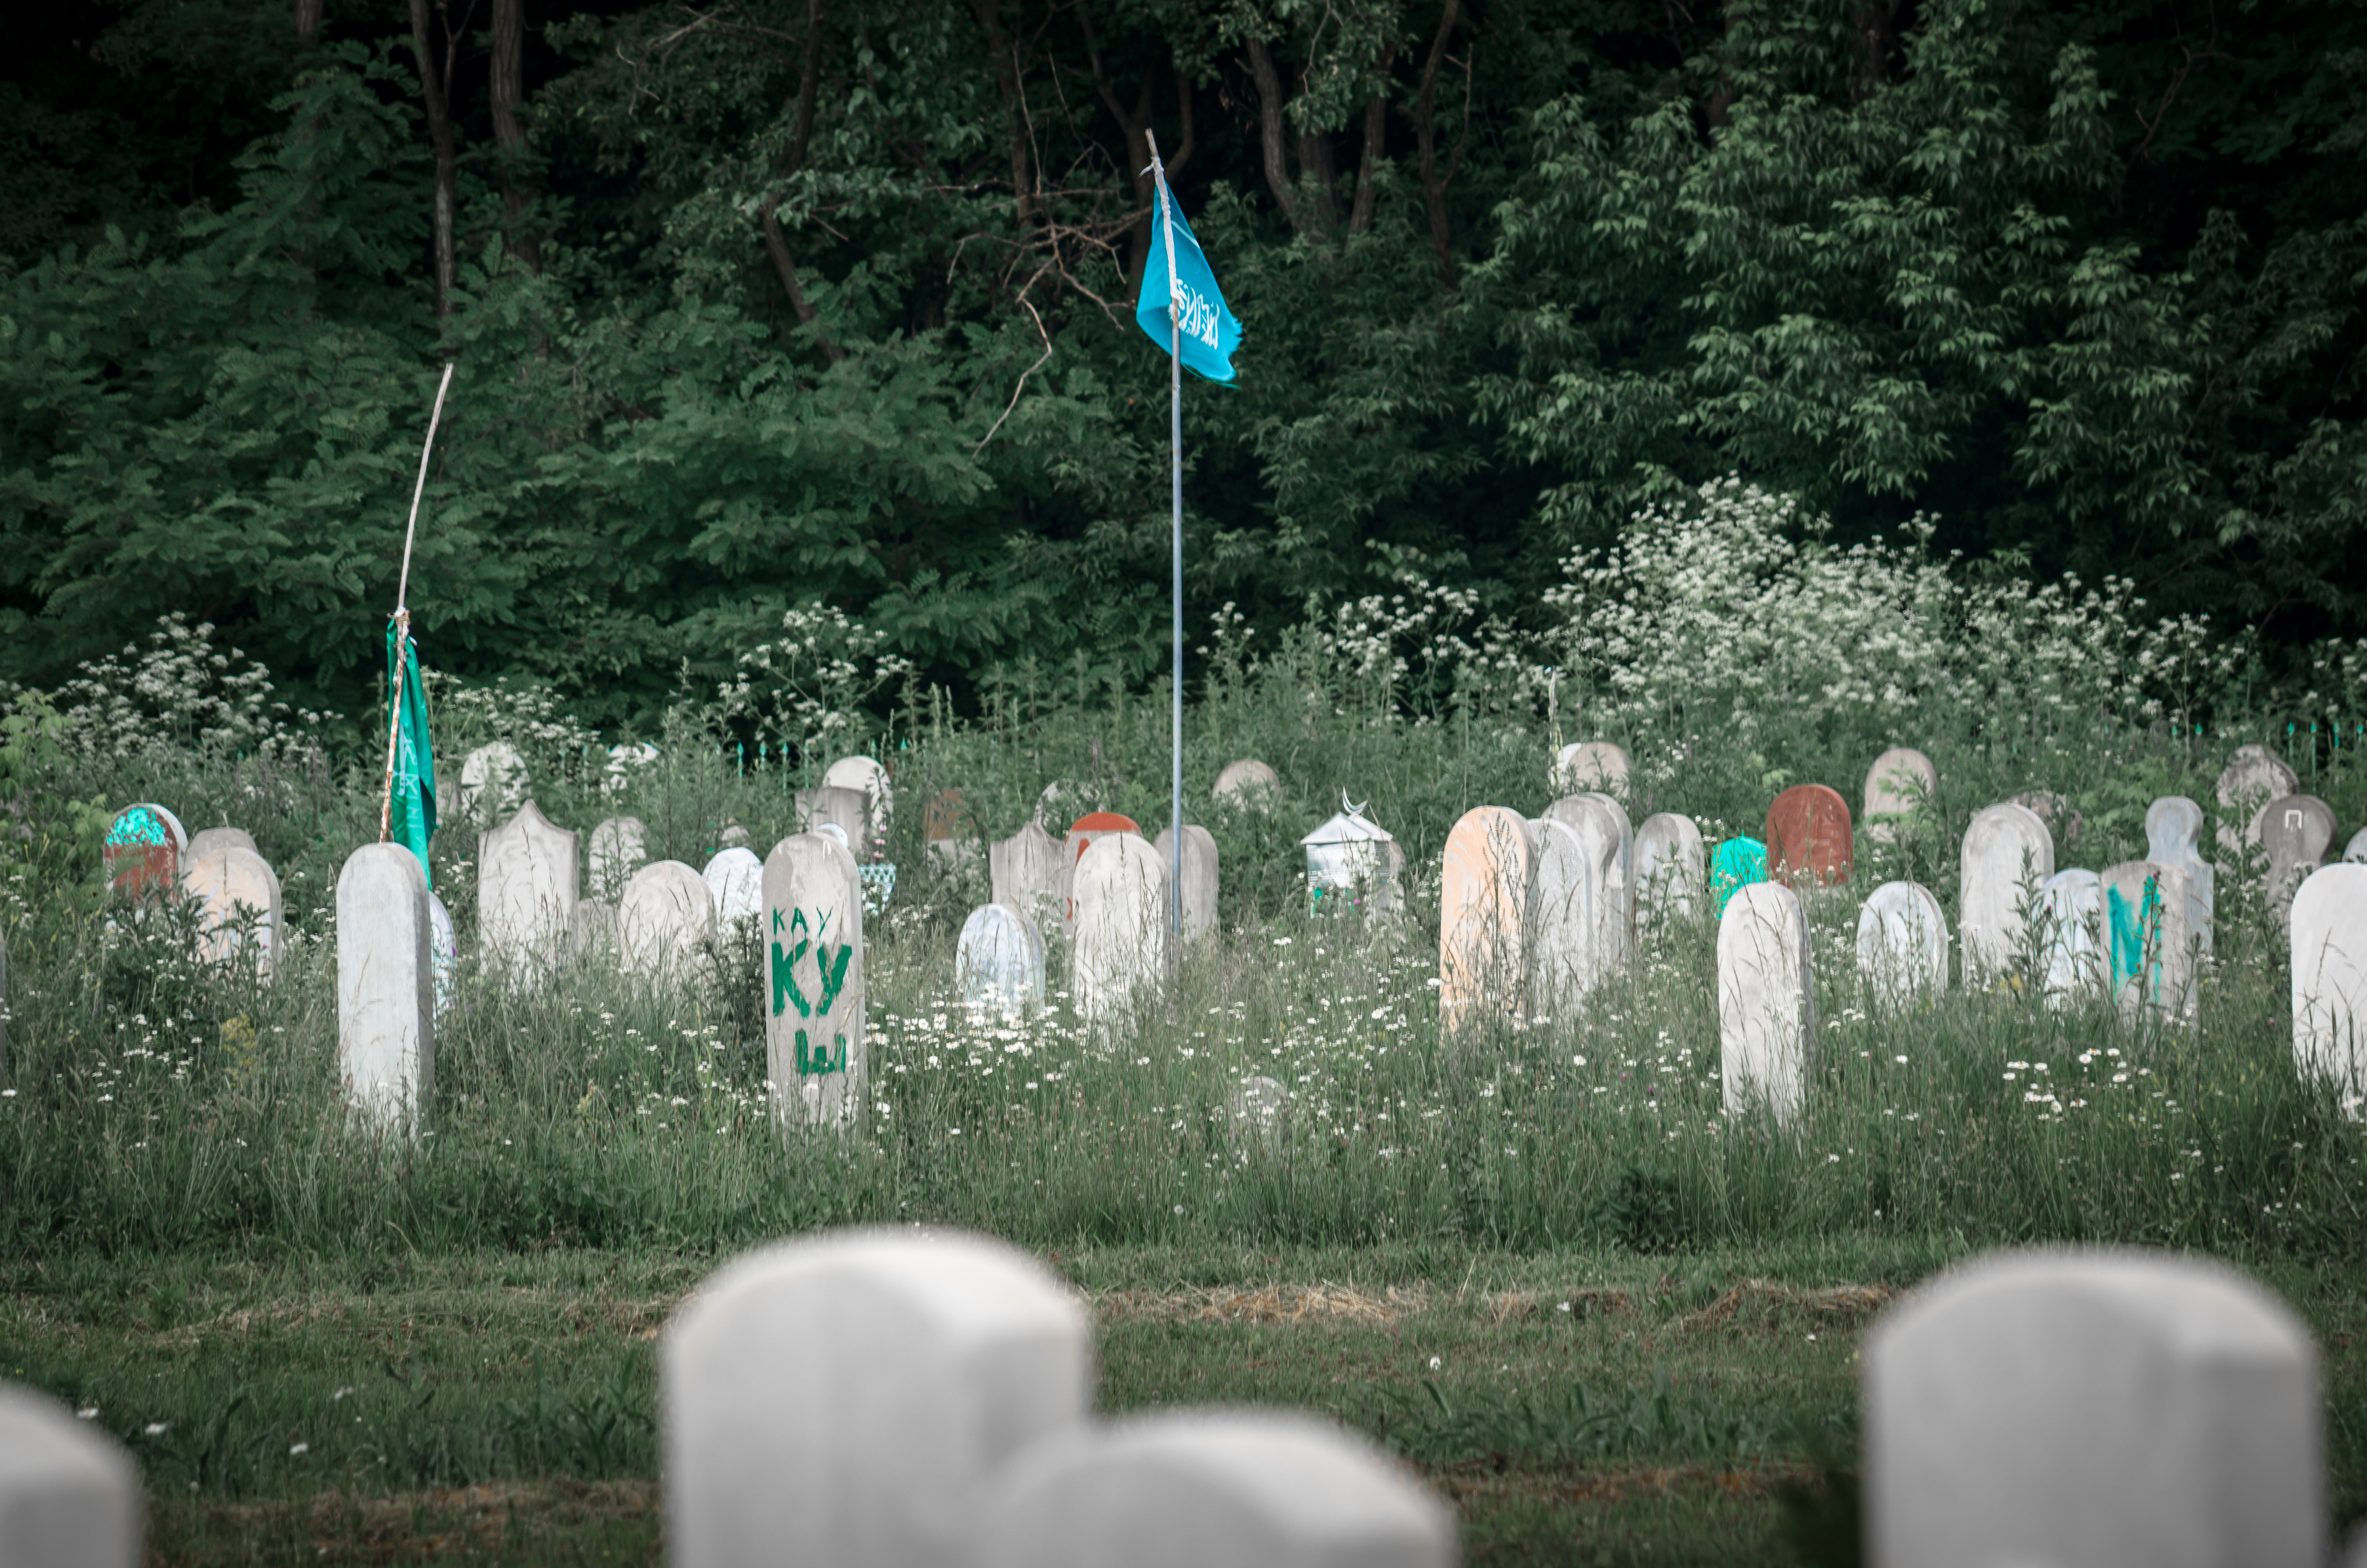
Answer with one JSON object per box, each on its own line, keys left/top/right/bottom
{"left": 762, "top": 832, "right": 866, "bottom": 1127}
{"left": 2103, "top": 860, "right": 2196, "bottom": 1024}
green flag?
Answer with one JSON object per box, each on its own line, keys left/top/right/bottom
{"left": 386, "top": 617, "right": 437, "bottom": 884}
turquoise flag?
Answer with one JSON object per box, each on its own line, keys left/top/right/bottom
{"left": 1135, "top": 184, "right": 1243, "bottom": 383}
{"left": 386, "top": 618, "right": 437, "bottom": 884}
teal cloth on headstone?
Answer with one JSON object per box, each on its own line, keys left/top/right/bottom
{"left": 1710, "top": 838, "right": 1768, "bottom": 917}
{"left": 2108, "top": 875, "right": 2159, "bottom": 999}
{"left": 385, "top": 618, "right": 438, "bottom": 886}
{"left": 1133, "top": 184, "right": 1243, "bottom": 383}
{"left": 105, "top": 808, "right": 166, "bottom": 846}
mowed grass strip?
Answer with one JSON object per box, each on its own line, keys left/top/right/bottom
{"left": 15, "top": 1239, "right": 2367, "bottom": 1563}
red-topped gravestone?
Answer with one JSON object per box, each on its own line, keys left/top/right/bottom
{"left": 1061, "top": 812, "right": 1140, "bottom": 936}
{"left": 1766, "top": 785, "right": 1853, "bottom": 887}
{"left": 103, "top": 804, "right": 185, "bottom": 901}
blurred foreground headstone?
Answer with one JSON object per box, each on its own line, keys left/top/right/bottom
{"left": 0, "top": 1383, "right": 140, "bottom": 1568}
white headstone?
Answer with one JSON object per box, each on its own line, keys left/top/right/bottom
{"left": 1212, "top": 758, "right": 1280, "bottom": 805}
{"left": 618, "top": 861, "right": 716, "bottom": 984}
{"left": 2146, "top": 796, "right": 2215, "bottom": 957}
{"left": 797, "top": 785, "right": 874, "bottom": 860}
{"left": 1229, "top": 1075, "right": 1287, "bottom": 1144}
{"left": 602, "top": 741, "right": 661, "bottom": 795}
{"left": 179, "top": 845, "right": 285, "bottom": 980}
{"left": 958, "top": 902, "right": 1045, "bottom": 1016}
{"left": 336, "top": 843, "right": 434, "bottom": 1131}
{"left": 1960, "top": 803, "right": 2054, "bottom": 989}
{"left": 662, "top": 1229, "right": 1091, "bottom": 1568}
{"left": 2216, "top": 743, "right": 2299, "bottom": 853}
{"left": 456, "top": 741, "right": 526, "bottom": 820}
{"left": 1632, "top": 812, "right": 1705, "bottom": 928}
{"left": 1152, "top": 824, "right": 1220, "bottom": 942}
{"left": 1552, "top": 741, "right": 1630, "bottom": 796}
{"left": 991, "top": 821, "right": 1065, "bottom": 934}
{"left": 1856, "top": 880, "right": 1946, "bottom": 1009}
{"left": 1528, "top": 809, "right": 1625, "bottom": 1021}
{"left": 1542, "top": 791, "right": 1633, "bottom": 884}
{"left": 2102, "top": 860, "right": 2196, "bottom": 1022}
{"left": 761, "top": 832, "right": 865, "bottom": 1127}
{"left": 2036, "top": 869, "right": 2102, "bottom": 1006}
{"left": 702, "top": 847, "right": 765, "bottom": 929}
{"left": 0, "top": 1383, "right": 140, "bottom": 1568}
{"left": 1439, "top": 807, "right": 1534, "bottom": 1033}
{"left": 587, "top": 815, "right": 648, "bottom": 903}
{"left": 1718, "top": 882, "right": 1813, "bottom": 1123}
{"left": 1865, "top": 1248, "right": 2322, "bottom": 1568}
{"left": 973, "top": 1411, "right": 1457, "bottom": 1568}
{"left": 822, "top": 755, "right": 892, "bottom": 822}
{"left": 427, "top": 891, "right": 458, "bottom": 1018}
{"left": 2292, "top": 863, "right": 2367, "bottom": 1116}
{"left": 2254, "top": 794, "right": 2335, "bottom": 924}
{"left": 477, "top": 801, "right": 579, "bottom": 982}
{"left": 184, "top": 826, "right": 257, "bottom": 863}
{"left": 1862, "top": 747, "right": 1938, "bottom": 844}
{"left": 1071, "top": 834, "right": 1167, "bottom": 1026}
{"left": 2346, "top": 827, "right": 2367, "bottom": 865}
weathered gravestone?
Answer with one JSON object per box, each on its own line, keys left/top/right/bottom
{"left": 1960, "top": 803, "right": 2055, "bottom": 989}
{"left": 972, "top": 1411, "right": 1457, "bottom": 1568}
{"left": 1072, "top": 833, "right": 1167, "bottom": 1026}
{"left": 1552, "top": 741, "right": 1630, "bottom": 798}
{"left": 2348, "top": 827, "right": 2367, "bottom": 865}
{"left": 822, "top": 754, "right": 892, "bottom": 822}
{"left": 795, "top": 785, "right": 874, "bottom": 861}
{"left": 1766, "top": 785, "right": 1853, "bottom": 887}
{"left": 2102, "top": 860, "right": 2197, "bottom": 1023}
{"left": 180, "top": 845, "right": 285, "bottom": 980}
{"left": 427, "top": 892, "right": 458, "bottom": 1018}
{"left": 2010, "top": 790, "right": 2084, "bottom": 853}
{"left": 1528, "top": 808, "right": 1625, "bottom": 1021}
{"left": 455, "top": 742, "right": 526, "bottom": 821}
{"left": 1152, "top": 824, "right": 1221, "bottom": 942}
{"left": 185, "top": 826, "right": 257, "bottom": 863}
{"left": 1856, "top": 881, "right": 1947, "bottom": 1010}
{"left": 1229, "top": 1075, "right": 1287, "bottom": 1146}
{"left": 957, "top": 902, "right": 1045, "bottom": 1016}
{"left": 1633, "top": 812, "right": 1705, "bottom": 928}
{"left": 662, "top": 1229, "right": 1091, "bottom": 1568}
{"left": 618, "top": 861, "right": 716, "bottom": 984}
{"left": 991, "top": 821, "right": 1065, "bottom": 934}
{"left": 1862, "top": 747, "right": 1938, "bottom": 846}
{"left": 701, "top": 847, "right": 764, "bottom": 929}
{"left": 1719, "top": 883, "right": 1814, "bottom": 1122}
{"left": 1439, "top": 807, "right": 1534, "bottom": 1034}
{"left": 587, "top": 815, "right": 648, "bottom": 902}
{"left": 923, "top": 789, "right": 981, "bottom": 868}
{"left": 2037, "top": 869, "right": 2102, "bottom": 1006}
{"left": 2255, "top": 794, "right": 2335, "bottom": 924}
{"left": 1864, "top": 1248, "right": 2322, "bottom": 1568}
{"left": 2147, "top": 796, "right": 2216, "bottom": 956}
{"left": 0, "top": 1382, "right": 140, "bottom": 1568}
{"left": 2291, "top": 863, "right": 2367, "bottom": 1115}
{"left": 1543, "top": 792, "right": 1633, "bottom": 883}
{"left": 478, "top": 802, "right": 579, "bottom": 982}
{"left": 1213, "top": 758, "right": 1280, "bottom": 805}
{"left": 762, "top": 832, "right": 865, "bottom": 1127}
{"left": 2216, "top": 743, "right": 2300, "bottom": 854}
{"left": 1709, "top": 837, "right": 1767, "bottom": 918}
{"left": 336, "top": 843, "right": 434, "bottom": 1130}
{"left": 102, "top": 804, "right": 183, "bottom": 900}
{"left": 1301, "top": 803, "right": 1399, "bottom": 918}
{"left": 1061, "top": 812, "right": 1141, "bottom": 938}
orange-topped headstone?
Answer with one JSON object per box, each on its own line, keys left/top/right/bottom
{"left": 1765, "top": 785, "right": 1852, "bottom": 887}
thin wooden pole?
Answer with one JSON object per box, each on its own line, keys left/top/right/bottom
{"left": 380, "top": 362, "right": 456, "bottom": 843}
{"left": 1147, "top": 132, "right": 1184, "bottom": 963}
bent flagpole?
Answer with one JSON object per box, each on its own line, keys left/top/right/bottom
{"left": 379, "top": 361, "right": 457, "bottom": 844}
{"left": 1147, "top": 131, "right": 1184, "bottom": 959}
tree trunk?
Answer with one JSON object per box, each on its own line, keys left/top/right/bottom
{"left": 1084, "top": 20, "right": 1195, "bottom": 289}
{"left": 295, "top": 0, "right": 322, "bottom": 48}
{"left": 760, "top": 0, "right": 841, "bottom": 362}
{"left": 1412, "top": 0, "right": 1462, "bottom": 289}
{"left": 1244, "top": 38, "right": 1305, "bottom": 232}
{"left": 970, "top": 0, "right": 1040, "bottom": 233}
{"left": 406, "top": 0, "right": 459, "bottom": 318}
{"left": 1300, "top": 126, "right": 1341, "bottom": 228}
{"left": 489, "top": 0, "right": 540, "bottom": 271}
{"left": 1348, "top": 51, "right": 1391, "bottom": 236}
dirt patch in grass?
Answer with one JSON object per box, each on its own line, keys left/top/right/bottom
{"left": 156, "top": 1478, "right": 660, "bottom": 1565}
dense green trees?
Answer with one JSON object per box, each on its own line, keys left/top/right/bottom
{"left": 1, "top": 0, "right": 2359, "bottom": 731}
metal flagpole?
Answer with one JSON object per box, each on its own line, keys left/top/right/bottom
{"left": 1147, "top": 131, "right": 1183, "bottom": 966}
{"left": 379, "top": 361, "right": 457, "bottom": 843}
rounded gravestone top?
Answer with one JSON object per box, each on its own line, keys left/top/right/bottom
{"left": 1709, "top": 838, "right": 1767, "bottom": 916}
{"left": 187, "top": 826, "right": 259, "bottom": 861}
{"left": 2346, "top": 827, "right": 2367, "bottom": 865}
{"left": 1766, "top": 785, "right": 1853, "bottom": 886}
{"left": 1553, "top": 741, "right": 1630, "bottom": 796}
{"left": 702, "top": 847, "right": 765, "bottom": 925}
{"left": 1212, "top": 759, "right": 1280, "bottom": 803}
{"left": 1863, "top": 747, "right": 1938, "bottom": 836}
{"left": 2215, "top": 744, "right": 2299, "bottom": 810}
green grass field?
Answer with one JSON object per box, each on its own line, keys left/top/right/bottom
{"left": 5, "top": 637, "right": 2366, "bottom": 1563}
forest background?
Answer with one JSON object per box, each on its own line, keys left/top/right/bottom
{"left": 2, "top": 0, "right": 2362, "bottom": 740}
